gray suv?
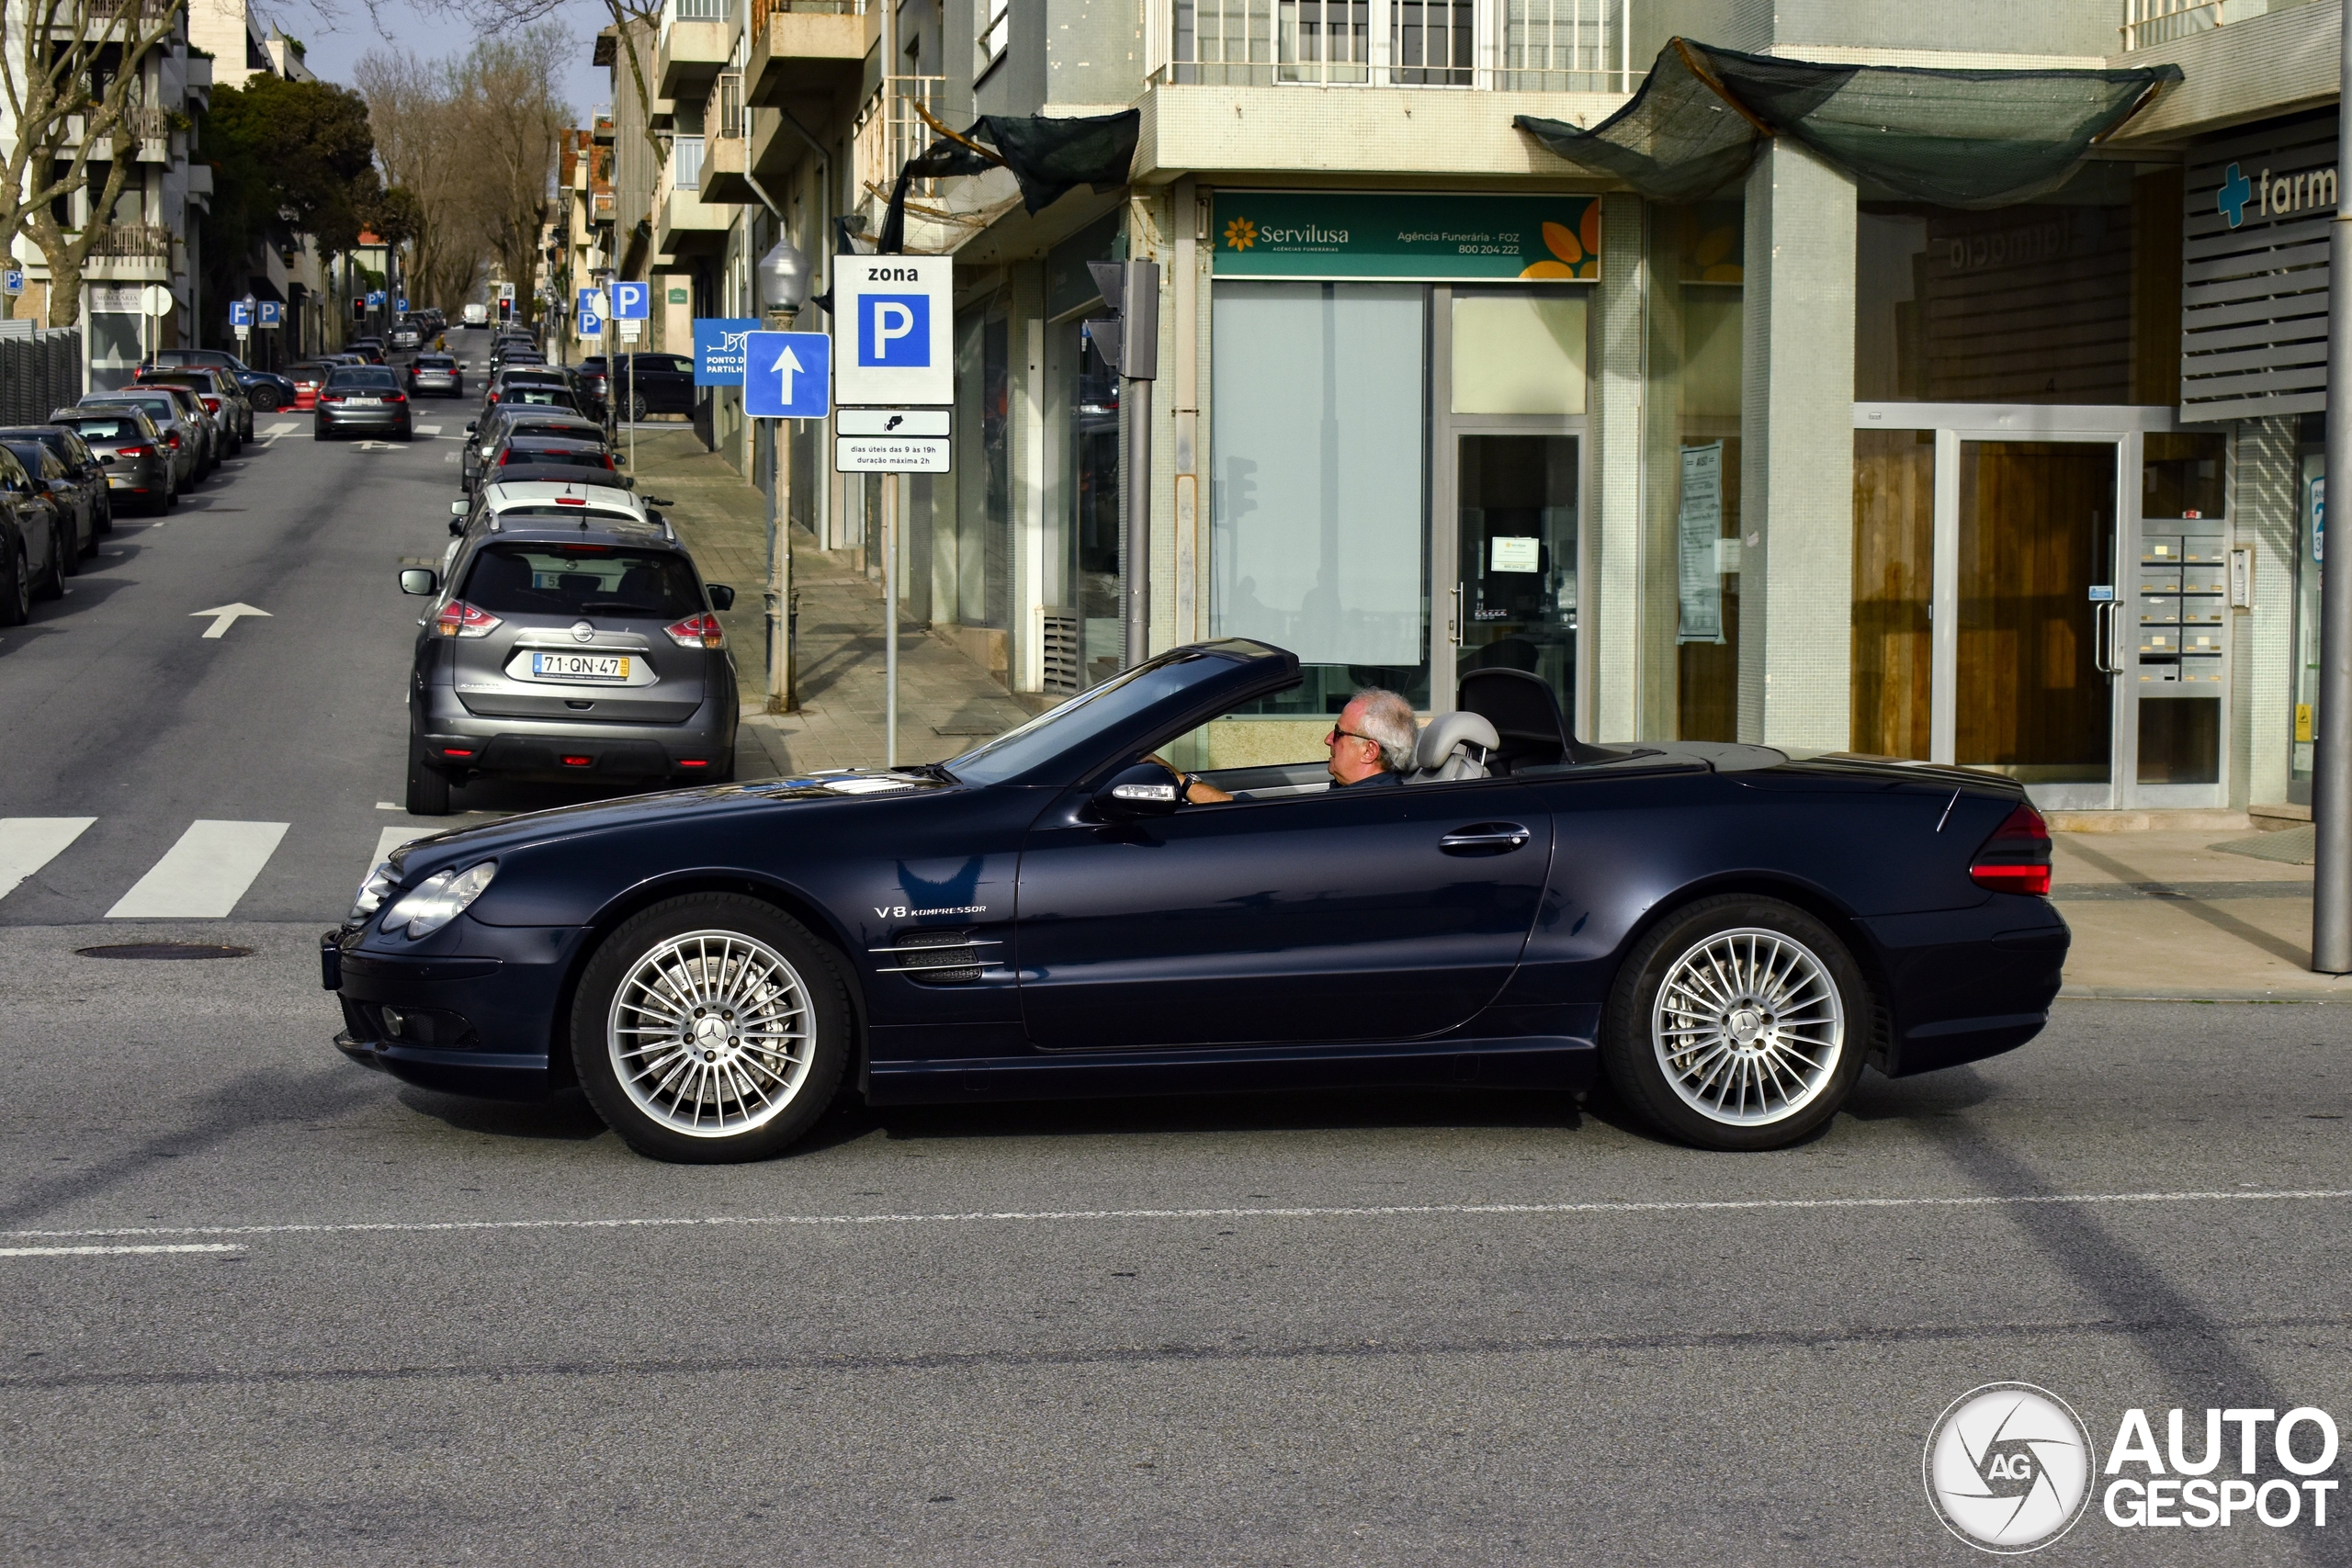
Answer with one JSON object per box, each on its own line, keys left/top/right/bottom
{"left": 397, "top": 503, "right": 738, "bottom": 815}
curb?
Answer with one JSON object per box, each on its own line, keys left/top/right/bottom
{"left": 2060, "top": 986, "right": 2352, "bottom": 1003}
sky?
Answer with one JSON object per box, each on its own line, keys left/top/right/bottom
{"left": 262, "top": 0, "right": 611, "bottom": 122}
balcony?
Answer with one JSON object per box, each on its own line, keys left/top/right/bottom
{"left": 656, "top": 139, "right": 732, "bottom": 256}
{"left": 82, "top": 222, "right": 174, "bottom": 281}
{"left": 62, "top": 103, "right": 174, "bottom": 162}
{"left": 657, "top": 0, "right": 732, "bottom": 100}
{"left": 852, "top": 77, "right": 944, "bottom": 209}
{"left": 1149, "top": 0, "right": 1638, "bottom": 90}
{"left": 2120, "top": 0, "right": 2323, "bottom": 50}
{"left": 700, "top": 72, "right": 754, "bottom": 202}
{"left": 746, "top": 0, "right": 866, "bottom": 108}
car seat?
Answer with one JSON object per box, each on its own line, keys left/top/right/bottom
{"left": 1407, "top": 712, "right": 1499, "bottom": 783}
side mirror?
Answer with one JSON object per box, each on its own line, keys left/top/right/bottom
{"left": 449, "top": 499, "right": 469, "bottom": 516}
{"left": 398, "top": 568, "right": 439, "bottom": 596}
{"left": 706, "top": 583, "right": 735, "bottom": 611}
{"left": 1092, "top": 761, "right": 1182, "bottom": 820}
{"left": 448, "top": 517, "right": 467, "bottom": 536}
{"left": 645, "top": 495, "right": 674, "bottom": 506}
{"left": 464, "top": 422, "right": 477, "bottom": 434}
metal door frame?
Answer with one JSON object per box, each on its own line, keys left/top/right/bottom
{"left": 1432, "top": 283, "right": 1591, "bottom": 724}
{"left": 1856, "top": 403, "right": 2195, "bottom": 813}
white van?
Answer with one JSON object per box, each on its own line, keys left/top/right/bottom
{"left": 461, "top": 302, "right": 489, "bottom": 328}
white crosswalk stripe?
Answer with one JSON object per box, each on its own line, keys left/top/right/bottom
{"left": 413, "top": 424, "right": 443, "bottom": 435}
{"left": 0, "top": 818, "right": 95, "bottom": 899}
{"left": 105, "top": 820, "right": 289, "bottom": 919}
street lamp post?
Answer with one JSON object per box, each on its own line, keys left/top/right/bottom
{"left": 2315, "top": 6, "right": 2352, "bottom": 972}
{"left": 757, "top": 237, "right": 812, "bottom": 716}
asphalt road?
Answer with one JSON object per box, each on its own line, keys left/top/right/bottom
{"left": 6, "top": 341, "right": 2352, "bottom": 1564}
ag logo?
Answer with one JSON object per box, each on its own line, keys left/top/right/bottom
{"left": 1924, "top": 1383, "right": 2095, "bottom": 1553}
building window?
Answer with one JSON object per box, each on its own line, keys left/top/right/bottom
{"left": 978, "top": 0, "right": 1010, "bottom": 73}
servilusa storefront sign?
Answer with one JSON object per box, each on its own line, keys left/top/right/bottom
{"left": 1210, "top": 193, "right": 1601, "bottom": 282}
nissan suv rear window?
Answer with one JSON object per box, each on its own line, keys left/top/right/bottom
{"left": 460, "top": 544, "right": 701, "bottom": 619}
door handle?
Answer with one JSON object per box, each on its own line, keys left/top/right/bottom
{"left": 2092, "top": 600, "right": 2118, "bottom": 676}
{"left": 1440, "top": 822, "right": 1531, "bottom": 854}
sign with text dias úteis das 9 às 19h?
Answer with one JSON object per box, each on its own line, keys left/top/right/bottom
{"left": 1210, "top": 194, "right": 1601, "bottom": 282}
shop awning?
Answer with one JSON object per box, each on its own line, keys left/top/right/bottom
{"left": 1515, "top": 39, "right": 2182, "bottom": 209}
{"left": 876, "top": 108, "right": 1140, "bottom": 254}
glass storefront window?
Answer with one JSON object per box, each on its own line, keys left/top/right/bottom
{"left": 1451, "top": 293, "right": 1586, "bottom": 416}
{"left": 1210, "top": 281, "right": 1430, "bottom": 706}
{"left": 1853, "top": 164, "right": 2183, "bottom": 406}
{"left": 1457, "top": 434, "right": 1577, "bottom": 709}
{"left": 1851, "top": 430, "right": 1935, "bottom": 759}
{"left": 1649, "top": 202, "right": 1743, "bottom": 740}
{"left": 1063, "top": 321, "right": 1124, "bottom": 687}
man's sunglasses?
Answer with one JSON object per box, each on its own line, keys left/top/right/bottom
{"left": 1327, "top": 727, "right": 1376, "bottom": 747}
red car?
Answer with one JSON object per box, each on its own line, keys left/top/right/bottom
{"left": 287, "top": 361, "right": 329, "bottom": 412}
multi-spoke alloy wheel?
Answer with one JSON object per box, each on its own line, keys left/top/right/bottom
{"left": 572, "top": 895, "right": 850, "bottom": 1162}
{"left": 1603, "top": 895, "right": 1869, "bottom": 1151}
{"left": 1651, "top": 927, "right": 1843, "bottom": 1126}
{"left": 608, "top": 930, "right": 813, "bottom": 1136}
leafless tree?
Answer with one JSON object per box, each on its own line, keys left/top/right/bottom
{"left": 0, "top": 0, "right": 189, "bottom": 324}
{"left": 356, "top": 48, "right": 483, "bottom": 308}
{"left": 448, "top": 28, "right": 569, "bottom": 314}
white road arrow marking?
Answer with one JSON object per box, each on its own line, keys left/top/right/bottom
{"left": 771, "top": 344, "right": 804, "bottom": 405}
{"left": 191, "top": 603, "right": 270, "bottom": 638}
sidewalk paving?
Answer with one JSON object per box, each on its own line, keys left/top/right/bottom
{"left": 626, "top": 427, "right": 1033, "bottom": 780}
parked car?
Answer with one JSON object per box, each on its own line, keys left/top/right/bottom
{"left": 389, "top": 322, "right": 424, "bottom": 353}
{"left": 0, "top": 442, "right": 66, "bottom": 626}
{"left": 141, "top": 347, "right": 296, "bottom": 413}
{"left": 482, "top": 435, "right": 622, "bottom": 486}
{"left": 84, "top": 388, "right": 214, "bottom": 481}
{"left": 137, "top": 367, "right": 250, "bottom": 446}
{"left": 314, "top": 366, "right": 413, "bottom": 441}
{"left": 571, "top": 358, "right": 611, "bottom": 422}
{"left": 0, "top": 429, "right": 102, "bottom": 565}
{"left": 48, "top": 406, "right": 174, "bottom": 513}
{"left": 347, "top": 338, "right": 387, "bottom": 365}
{"left": 608, "top": 353, "right": 698, "bottom": 421}
{"left": 462, "top": 407, "right": 603, "bottom": 491}
{"left": 407, "top": 353, "right": 465, "bottom": 398}
{"left": 286, "top": 362, "right": 330, "bottom": 412}
{"left": 394, "top": 496, "right": 734, "bottom": 814}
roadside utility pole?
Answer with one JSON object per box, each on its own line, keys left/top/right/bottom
{"left": 2316, "top": 7, "right": 2352, "bottom": 973}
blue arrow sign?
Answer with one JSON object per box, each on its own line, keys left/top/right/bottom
{"left": 612, "top": 280, "right": 650, "bottom": 320}
{"left": 577, "top": 287, "right": 599, "bottom": 317}
{"left": 743, "top": 331, "right": 830, "bottom": 419}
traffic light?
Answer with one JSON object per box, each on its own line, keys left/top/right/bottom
{"left": 498, "top": 297, "right": 514, "bottom": 321}
{"left": 351, "top": 297, "right": 366, "bottom": 321}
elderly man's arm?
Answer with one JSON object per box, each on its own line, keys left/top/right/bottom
{"left": 1140, "top": 753, "right": 1234, "bottom": 804}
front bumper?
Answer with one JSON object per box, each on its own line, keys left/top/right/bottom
{"left": 324, "top": 920, "right": 586, "bottom": 1100}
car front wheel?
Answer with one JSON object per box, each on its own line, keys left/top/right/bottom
{"left": 1600, "top": 895, "right": 1870, "bottom": 1152}
{"left": 0, "top": 537, "right": 27, "bottom": 625}
{"left": 571, "top": 895, "right": 852, "bottom": 1163}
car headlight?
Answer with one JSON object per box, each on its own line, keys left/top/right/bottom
{"left": 380, "top": 860, "right": 498, "bottom": 939}
{"left": 349, "top": 860, "right": 401, "bottom": 924}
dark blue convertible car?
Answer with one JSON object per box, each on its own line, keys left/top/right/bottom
{"left": 324, "top": 638, "right": 2067, "bottom": 1160}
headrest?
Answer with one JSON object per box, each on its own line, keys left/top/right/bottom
{"left": 1414, "top": 711, "right": 1499, "bottom": 772}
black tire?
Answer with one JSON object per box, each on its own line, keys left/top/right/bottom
{"left": 405, "top": 749, "right": 452, "bottom": 816}
{"left": 163, "top": 476, "right": 178, "bottom": 510}
{"left": 571, "top": 894, "right": 853, "bottom": 1163}
{"left": 252, "top": 388, "right": 279, "bottom": 412}
{"left": 1600, "top": 894, "right": 1871, "bottom": 1153}
{"left": 56, "top": 518, "right": 78, "bottom": 577}
{"left": 32, "top": 522, "right": 63, "bottom": 599}
{"left": 94, "top": 496, "right": 112, "bottom": 537}
{"left": 629, "top": 391, "right": 650, "bottom": 423}
{"left": 0, "top": 537, "right": 27, "bottom": 626}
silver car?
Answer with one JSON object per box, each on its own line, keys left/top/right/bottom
{"left": 79, "top": 391, "right": 205, "bottom": 488}
{"left": 408, "top": 353, "right": 464, "bottom": 398}
{"left": 50, "top": 407, "right": 175, "bottom": 513}
{"left": 396, "top": 490, "right": 737, "bottom": 815}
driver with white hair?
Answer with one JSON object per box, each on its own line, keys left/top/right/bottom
{"left": 1164, "top": 687, "right": 1419, "bottom": 804}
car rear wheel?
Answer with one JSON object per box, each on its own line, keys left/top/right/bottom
{"left": 404, "top": 749, "right": 452, "bottom": 816}
{"left": 32, "top": 523, "right": 63, "bottom": 599}
{"left": 0, "top": 538, "right": 27, "bottom": 626}
{"left": 571, "top": 896, "right": 851, "bottom": 1163}
{"left": 1600, "top": 895, "right": 1869, "bottom": 1153}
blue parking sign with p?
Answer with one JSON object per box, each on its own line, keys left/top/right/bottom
{"left": 230, "top": 300, "right": 253, "bottom": 327}
{"left": 613, "top": 280, "right": 650, "bottom": 320}
{"left": 258, "top": 300, "right": 281, "bottom": 327}
{"left": 860, "top": 294, "right": 930, "bottom": 367}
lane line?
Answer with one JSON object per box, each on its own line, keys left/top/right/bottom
{"left": 414, "top": 424, "right": 443, "bottom": 435}
{"left": 0, "top": 818, "right": 96, "bottom": 900}
{"left": 260, "top": 421, "right": 298, "bottom": 438}
{"left": 13, "top": 1187, "right": 2352, "bottom": 1244}
{"left": 104, "top": 819, "right": 289, "bottom": 919}
{"left": 0, "top": 1244, "right": 242, "bottom": 1258}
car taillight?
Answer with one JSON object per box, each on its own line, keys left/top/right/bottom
{"left": 200, "top": 396, "right": 220, "bottom": 412}
{"left": 116, "top": 445, "right": 152, "bottom": 457}
{"left": 1970, "top": 802, "right": 2052, "bottom": 897}
{"left": 435, "top": 601, "right": 503, "bottom": 638}
{"left": 385, "top": 391, "right": 406, "bottom": 403}
{"left": 165, "top": 432, "right": 181, "bottom": 448}
{"left": 665, "top": 613, "right": 724, "bottom": 649}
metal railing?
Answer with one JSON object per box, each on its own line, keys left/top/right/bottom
{"left": 708, "top": 70, "right": 743, "bottom": 139}
{"left": 2121, "top": 0, "right": 2323, "bottom": 50}
{"left": 86, "top": 222, "right": 171, "bottom": 257}
{"left": 673, "top": 0, "right": 729, "bottom": 17}
{"left": 1151, "top": 0, "right": 1636, "bottom": 89}
{"left": 854, "top": 75, "right": 946, "bottom": 204}
{"left": 751, "top": 0, "right": 865, "bottom": 33}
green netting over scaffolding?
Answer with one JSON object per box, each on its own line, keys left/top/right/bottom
{"left": 1516, "top": 40, "right": 2182, "bottom": 209}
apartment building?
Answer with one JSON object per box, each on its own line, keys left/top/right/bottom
{"left": 608, "top": 0, "right": 2343, "bottom": 819}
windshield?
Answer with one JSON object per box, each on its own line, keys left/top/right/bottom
{"left": 57, "top": 415, "right": 143, "bottom": 441}
{"left": 460, "top": 543, "right": 700, "bottom": 619}
{"left": 947, "top": 654, "right": 1226, "bottom": 785}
